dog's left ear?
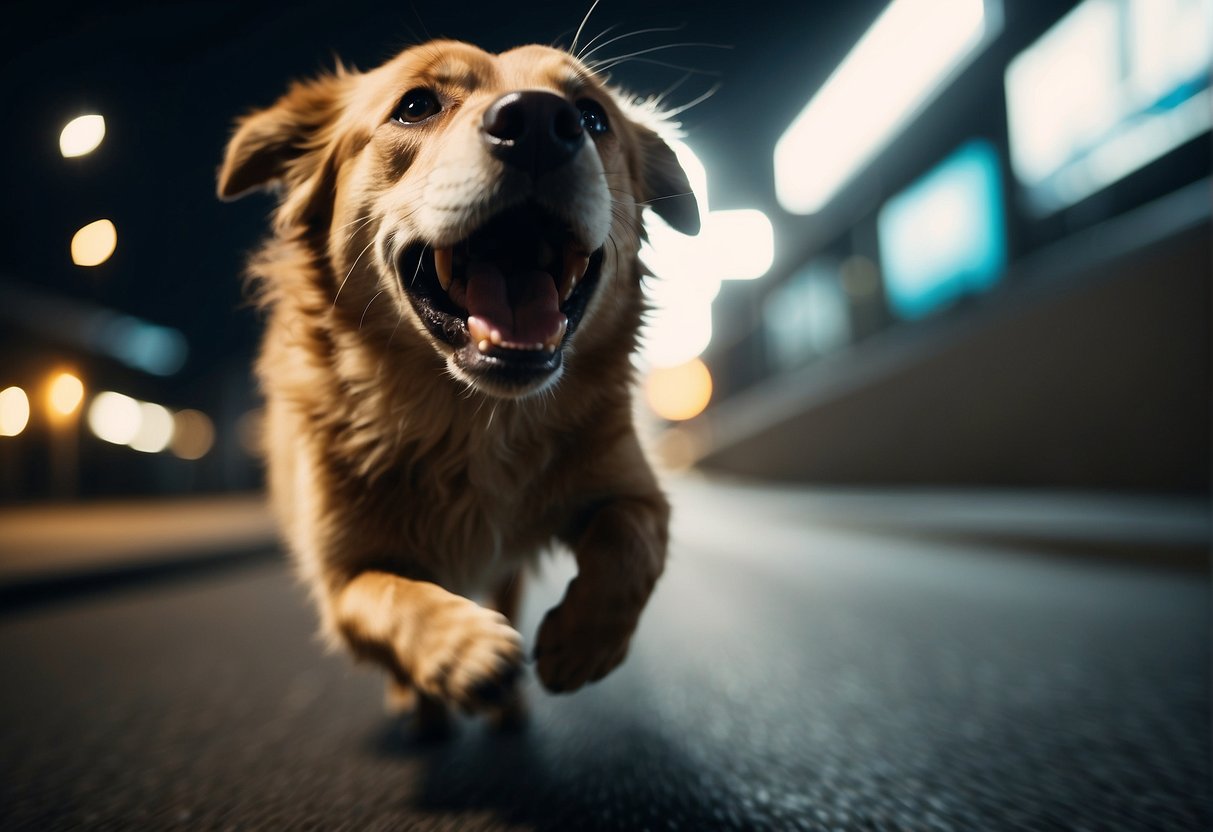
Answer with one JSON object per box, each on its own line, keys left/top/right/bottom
{"left": 217, "top": 72, "right": 350, "bottom": 202}
{"left": 637, "top": 130, "right": 701, "bottom": 236}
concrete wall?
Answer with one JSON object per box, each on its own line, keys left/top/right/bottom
{"left": 694, "top": 218, "right": 1210, "bottom": 493}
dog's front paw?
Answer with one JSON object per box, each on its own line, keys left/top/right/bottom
{"left": 534, "top": 578, "right": 639, "bottom": 693}
{"left": 410, "top": 600, "right": 525, "bottom": 713}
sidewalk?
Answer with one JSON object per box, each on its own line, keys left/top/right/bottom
{"left": 0, "top": 494, "right": 277, "bottom": 587}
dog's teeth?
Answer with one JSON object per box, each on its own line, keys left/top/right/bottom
{"left": 542, "top": 317, "right": 568, "bottom": 353}
{"left": 560, "top": 247, "right": 591, "bottom": 302}
{"left": 434, "top": 247, "right": 454, "bottom": 292}
{"left": 468, "top": 315, "right": 493, "bottom": 351}
{"left": 490, "top": 329, "right": 503, "bottom": 346}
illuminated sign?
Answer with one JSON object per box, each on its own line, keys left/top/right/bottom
{"left": 877, "top": 140, "right": 1006, "bottom": 320}
{"left": 1005, "top": 0, "right": 1212, "bottom": 215}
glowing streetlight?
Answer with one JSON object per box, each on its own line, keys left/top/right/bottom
{"left": 45, "top": 372, "right": 85, "bottom": 498}
{"left": 88, "top": 391, "right": 142, "bottom": 446}
{"left": 60, "top": 114, "right": 106, "bottom": 158}
{"left": 645, "top": 359, "right": 713, "bottom": 421}
{"left": 48, "top": 372, "right": 84, "bottom": 418}
{"left": 129, "top": 402, "right": 175, "bottom": 453}
{"left": 0, "top": 387, "right": 30, "bottom": 437}
{"left": 71, "top": 219, "right": 117, "bottom": 267}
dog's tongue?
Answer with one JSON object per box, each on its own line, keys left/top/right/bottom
{"left": 465, "top": 260, "right": 566, "bottom": 348}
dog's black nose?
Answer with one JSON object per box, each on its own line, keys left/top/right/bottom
{"left": 482, "top": 91, "right": 584, "bottom": 176}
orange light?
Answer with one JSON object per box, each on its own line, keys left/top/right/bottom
{"left": 71, "top": 219, "right": 117, "bottom": 267}
{"left": 645, "top": 359, "right": 713, "bottom": 421}
{"left": 48, "top": 372, "right": 84, "bottom": 417}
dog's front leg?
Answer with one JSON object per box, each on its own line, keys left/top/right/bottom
{"left": 336, "top": 571, "right": 525, "bottom": 712}
{"left": 535, "top": 494, "right": 669, "bottom": 693}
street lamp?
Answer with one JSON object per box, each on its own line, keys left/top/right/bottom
{"left": 48, "top": 372, "right": 84, "bottom": 419}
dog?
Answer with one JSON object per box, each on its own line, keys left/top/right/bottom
{"left": 218, "top": 38, "right": 699, "bottom": 730}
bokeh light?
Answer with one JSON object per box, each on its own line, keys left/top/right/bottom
{"left": 170, "top": 409, "right": 215, "bottom": 460}
{"left": 59, "top": 114, "right": 106, "bottom": 158}
{"left": 236, "top": 409, "right": 264, "bottom": 458}
{"left": 0, "top": 387, "right": 30, "bottom": 437}
{"left": 645, "top": 359, "right": 713, "bottom": 421}
{"left": 129, "top": 402, "right": 175, "bottom": 453}
{"left": 87, "top": 392, "right": 142, "bottom": 446}
{"left": 48, "top": 372, "right": 84, "bottom": 417}
{"left": 640, "top": 140, "right": 774, "bottom": 369}
{"left": 71, "top": 219, "right": 117, "bottom": 267}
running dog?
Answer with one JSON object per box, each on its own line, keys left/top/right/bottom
{"left": 218, "top": 38, "right": 698, "bottom": 729}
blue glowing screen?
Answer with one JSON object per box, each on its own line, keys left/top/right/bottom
{"left": 877, "top": 139, "right": 1006, "bottom": 321}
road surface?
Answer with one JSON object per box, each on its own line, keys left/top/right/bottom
{"left": 1, "top": 480, "right": 1208, "bottom": 830}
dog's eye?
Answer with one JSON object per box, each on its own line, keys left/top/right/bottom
{"left": 393, "top": 89, "right": 442, "bottom": 124}
{"left": 577, "top": 99, "right": 610, "bottom": 136}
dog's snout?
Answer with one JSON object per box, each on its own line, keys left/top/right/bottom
{"left": 482, "top": 91, "right": 584, "bottom": 176}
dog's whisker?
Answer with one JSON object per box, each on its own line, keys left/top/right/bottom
{"left": 661, "top": 81, "right": 723, "bottom": 118}
{"left": 334, "top": 213, "right": 374, "bottom": 233}
{"left": 334, "top": 236, "right": 378, "bottom": 307}
{"left": 579, "top": 24, "right": 687, "bottom": 62}
{"left": 637, "top": 191, "right": 694, "bottom": 204}
{"left": 588, "top": 41, "right": 733, "bottom": 73}
{"left": 569, "top": 0, "right": 603, "bottom": 57}
{"left": 409, "top": 243, "right": 429, "bottom": 289}
{"left": 650, "top": 72, "right": 696, "bottom": 109}
{"left": 386, "top": 310, "right": 404, "bottom": 350}
{"left": 607, "top": 57, "right": 724, "bottom": 77}
{"left": 573, "top": 23, "right": 621, "bottom": 60}
{"left": 359, "top": 290, "right": 385, "bottom": 329}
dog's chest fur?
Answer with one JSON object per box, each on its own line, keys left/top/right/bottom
{"left": 267, "top": 314, "right": 580, "bottom": 593}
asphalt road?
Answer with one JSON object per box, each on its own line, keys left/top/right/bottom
{"left": 1, "top": 482, "right": 1209, "bottom": 830}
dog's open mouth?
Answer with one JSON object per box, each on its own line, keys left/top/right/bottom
{"left": 398, "top": 202, "right": 604, "bottom": 389}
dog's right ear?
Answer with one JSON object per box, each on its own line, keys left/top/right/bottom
{"left": 217, "top": 72, "right": 350, "bottom": 201}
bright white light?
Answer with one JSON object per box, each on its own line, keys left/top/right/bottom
{"left": 87, "top": 392, "right": 142, "bottom": 446}
{"left": 59, "top": 114, "right": 106, "bottom": 158}
{"left": 130, "top": 402, "right": 175, "bottom": 453}
{"left": 641, "top": 298, "right": 715, "bottom": 369}
{"left": 702, "top": 210, "right": 774, "bottom": 280}
{"left": 775, "top": 0, "right": 997, "bottom": 214}
{"left": 1005, "top": 0, "right": 1121, "bottom": 188}
{"left": 639, "top": 141, "right": 775, "bottom": 367}
{"left": 0, "top": 387, "right": 30, "bottom": 437}
{"left": 1004, "top": 0, "right": 1213, "bottom": 215}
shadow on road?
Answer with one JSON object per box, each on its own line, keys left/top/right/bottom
{"left": 372, "top": 709, "right": 731, "bottom": 831}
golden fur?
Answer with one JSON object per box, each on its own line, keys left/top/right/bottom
{"left": 218, "top": 40, "right": 698, "bottom": 727}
